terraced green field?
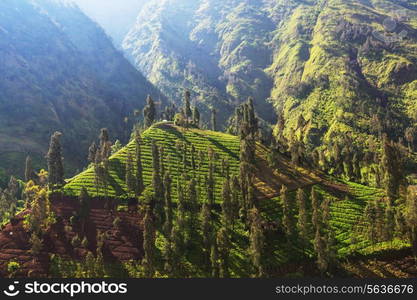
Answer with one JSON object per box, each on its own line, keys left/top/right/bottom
{"left": 62, "top": 123, "right": 409, "bottom": 276}
{"left": 64, "top": 122, "right": 241, "bottom": 202}
{"left": 257, "top": 180, "right": 409, "bottom": 267}
{"left": 334, "top": 182, "right": 410, "bottom": 256}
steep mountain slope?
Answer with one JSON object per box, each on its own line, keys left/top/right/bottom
{"left": 0, "top": 0, "right": 164, "bottom": 179}
{"left": 269, "top": 0, "right": 417, "bottom": 149}
{"left": 123, "top": 0, "right": 417, "bottom": 145}
{"left": 122, "top": 0, "right": 278, "bottom": 126}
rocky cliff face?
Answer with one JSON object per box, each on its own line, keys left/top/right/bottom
{"left": 0, "top": 0, "right": 164, "bottom": 178}
{"left": 123, "top": 0, "right": 417, "bottom": 147}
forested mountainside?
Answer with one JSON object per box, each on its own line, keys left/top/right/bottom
{"left": 0, "top": 0, "right": 163, "bottom": 182}
{"left": 123, "top": 0, "right": 417, "bottom": 142}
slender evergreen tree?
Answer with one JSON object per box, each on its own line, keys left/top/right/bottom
{"left": 99, "top": 128, "right": 111, "bottom": 160}
{"left": 247, "top": 182, "right": 256, "bottom": 210}
{"left": 25, "top": 155, "right": 36, "bottom": 182}
{"left": 296, "top": 188, "right": 309, "bottom": 244}
{"left": 221, "top": 179, "right": 233, "bottom": 229}
{"left": 231, "top": 175, "right": 241, "bottom": 224}
{"left": 247, "top": 97, "right": 258, "bottom": 137}
{"left": 135, "top": 132, "right": 144, "bottom": 196}
{"left": 217, "top": 227, "right": 230, "bottom": 278}
{"left": 363, "top": 200, "right": 378, "bottom": 245}
{"left": 381, "top": 138, "right": 403, "bottom": 204}
{"left": 143, "top": 95, "right": 156, "bottom": 128}
{"left": 281, "top": 185, "right": 296, "bottom": 239}
{"left": 184, "top": 90, "right": 192, "bottom": 124}
{"left": 163, "top": 103, "right": 177, "bottom": 121}
{"left": 311, "top": 186, "right": 321, "bottom": 233}
{"left": 201, "top": 202, "right": 212, "bottom": 267}
{"left": 352, "top": 152, "right": 362, "bottom": 182}
{"left": 93, "top": 151, "right": 104, "bottom": 196}
{"left": 79, "top": 187, "right": 90, "bottom": 233}
{"left": 406, "top": 186, "right": 417, "bottom": 258}
{"left": 159, "top": 146, "right": 166, "bottom": 177}
{"left": 192, "top": 106, "right": 200, "bottom": 127}
{"left": 314, "top": 229, "right": 327, "bottom": 275}
{"left": 143, "top": 207, "right": 156, "bottom": 278}
{"left": 191, "top": 145, "right": 196, "bottom": 170}
{"left": 405, "top": 127, "right": 415, "bottom": 152}
{"left": 384, "top": 202, "right": 395, "bottom": 242}
{"left": 125, "top": 151, "right": 135, "bottom": 194}
{"left": 88, "top": 142, "right": 97, "bottom": 163}
{"left": 163, "top": 173, "right": 173, "bottom": 236}
{"left": 211, "top": 108, "right": 217, "bottom": 131}
{"left": 207, "top": 159, "right": 215, "bottom": 208}
{"left": 46, "top": 131, "right": 64, "bottom": 186}
{"left": 249, "top": 207, "right": 265, "bottom": 277}
{"left": 30, "top": 233, "right": 43, "bottom": 261}
{"left": 177, "top": 178, "right": 187, "bottom": 244}
{"left": 187, "top": 179, "right": 199, "bottom": 240}
{"left": 210, "top": 237, "right": 219, "bottom": 278}
{"left": 321, "top": 199, "right": 337, "bottom": 272}
{"left": 151, "top": 140, "right": 164, "bottom": 224}
{"left": 169, "top": 225, "right": 182, "bottom": 277}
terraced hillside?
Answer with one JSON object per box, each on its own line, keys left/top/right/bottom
{"left": 0, "top": 195, "right": 145, "bottom": 278}
{"left": 0, "top": 123, "right": 411, "bottom": 277}
{"left": 60, "top": 123, "right": 410, "bottom": 276}
{"left": 65, "top": 122, "right": 240, "bottom": 201}
{"left": 262, "top": 181, "right": 409, "bottom": 269}
{"left": 64, "top": 123, "right": 318, "bottom": 199}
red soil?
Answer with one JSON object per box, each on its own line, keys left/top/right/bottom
{"left": 0, "top": 195, "right": 144, "bottom": 278}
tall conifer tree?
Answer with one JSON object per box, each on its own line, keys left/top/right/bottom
{"left": 25, "top": 155, "right": 36, "bottom": 182}
{"left": 135, "top": 131, "right": 144, "bottom": 196}
{"left": 143, "top": 207, "right": 156, "bottom": 278}
{"left": 46, "top": 131, "right": 64, "bottom": 186}
{"left": 143, "top": 95, "right": 156, "bottom": 128}
{"left": 249, "top": 207, "right": 265, "bottom": 277}
{"left": 125, "top": 151, "right": 135, "bottom": 194}
{"left": 151, "top": 140, "right": 164, "bottom": 224}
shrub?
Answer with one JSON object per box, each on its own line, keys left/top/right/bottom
{"left": 70, "top": 215, "right": 78, "bottom": 226}
{"left": 174, "top": 113, "right": 186, "bottom": 127}
{"left": 7, "top": 261, "right": 20, "bottom": 277}
{"left": 71, "top": 235, "right": 81, "bottom": 248}
{"left": 81, "top": 237, "right": 89, "bottom": 248}
{"left": 113, "top": 217, "right": 122, "bottom": 229}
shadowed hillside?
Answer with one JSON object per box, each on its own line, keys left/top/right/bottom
{"left": 0, "top": 0, "right": 164, "bottom": 180}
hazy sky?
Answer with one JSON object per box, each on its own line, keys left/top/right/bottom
{"left": 72, "top": 0, "right": 148, "bottom": 46}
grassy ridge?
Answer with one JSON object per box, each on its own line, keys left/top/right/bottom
{"left": 64, "top": 123, "right": 241, "bottom": 201}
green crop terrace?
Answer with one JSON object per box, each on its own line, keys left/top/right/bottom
{"left": 64, "top": 122, "right": 241, "bottom": 202}
{"left": 60, "top": 122, "right": 409, "bottom": 277}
